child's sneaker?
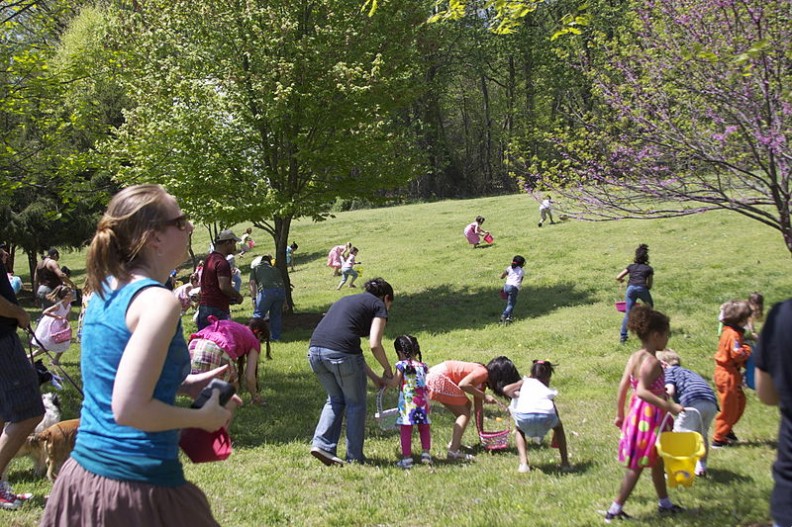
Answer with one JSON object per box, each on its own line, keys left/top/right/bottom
{"left": 604, "top": 510, "right": 631, "bottom": 523}
{"left": 447, "top": 449, "right": 475, "bottom": 461}
{"left": 726, "top": 431, "right": 739, "bottom": 443}
{"left": 0, "top": 482, "right": 21, "bottom": 510}
{"left": 711, "top": 439, "right": 729, "bottom": 448}
{"left": 518, "top": 463, "right": 530, "bottom": 473}
{"left": 396, "top": 458, "right": 413, "bottom": 469}
{"left": 420, "top": 452, "right": 433, "bottom": 465}
{"left": 658, "top": 504, "right": 685, "bottom": 515}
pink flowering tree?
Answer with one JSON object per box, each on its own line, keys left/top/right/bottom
{"left": 519, "top": 0, "right": 792, "bottom": 255}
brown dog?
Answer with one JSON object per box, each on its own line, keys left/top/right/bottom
{"left": 15, "top": 419, "right": 79, "bottom": 481}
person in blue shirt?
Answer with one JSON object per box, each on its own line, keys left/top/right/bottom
{"left": 657, "top": 349, "right": 718, "bottom": 477}
{"left": 42, "top": 184, "right": 241, "bottom": 527}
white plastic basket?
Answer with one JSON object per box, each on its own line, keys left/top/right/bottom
{"left": 374, "top": 388, "right": 399, "bottom": 431}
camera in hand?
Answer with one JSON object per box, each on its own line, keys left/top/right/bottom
{"left": 191, "top": 379, "right": 236, "bottom": 409}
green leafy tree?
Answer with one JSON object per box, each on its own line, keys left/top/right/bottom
{"left": 102, "top": 0, "right": 428, "bottom": 309}
{"left": 1, "top": 1, "right": 114, "bottom": 280}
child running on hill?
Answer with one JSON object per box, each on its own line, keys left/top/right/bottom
{"left": 500, "top": 360, "right": 570, "bottom": 473}
{"left": 386, "top": 335, "right": 432, "bottom": 468}
{"left": 605, "top": 305, "right": 684, "bottom": 523}
{"left": 336, "top": 247, "right": 360, "bottom": 290}
{"left": 499, "top": 255, "right": 525, "bottom": 324}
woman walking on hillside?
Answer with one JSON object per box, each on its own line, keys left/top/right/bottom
{"left": 616, "top": 244, "right": 654, "bottom": 345}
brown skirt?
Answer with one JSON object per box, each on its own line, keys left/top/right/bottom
{"left": 40, "top": 458, "right": 221, "bottom": 527}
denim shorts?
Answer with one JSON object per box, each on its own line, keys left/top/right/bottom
{"left": 0, "top": 332, "right": 44, "bottom": 422}
{"left": 513, "top": 412, "right": 558, "bottom": 439}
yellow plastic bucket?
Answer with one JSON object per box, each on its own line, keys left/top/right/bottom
{"left": 657, "top": 431, "right": 704, "bottom": 487}
{"left": 656, "top": 409, "right": 706, "bottom": 488}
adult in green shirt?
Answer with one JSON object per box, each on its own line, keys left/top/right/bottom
{"left": 248, "top": 255, "right": 285, "bottom": 341}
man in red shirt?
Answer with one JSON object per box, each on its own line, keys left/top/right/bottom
{"left": 197, "top": 230, "right": 244, "bottom": 330}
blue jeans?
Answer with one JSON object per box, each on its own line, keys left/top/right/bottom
{"left": 196, "top": 305, "right": 231, "bottom": 330}
{"left": 620, "top": 285, "right": 654, "bottom": 340}
{"left": 254, "top": 287, "right": 285, "bottom": 340}
{"left": 513, "top": 412, "right": 559, "bottom": 439}
{"left": 308, "top": 347, "right": 367, "bottom": 462}
{"left": 232, "top": 272, "right": 242, "bottom": 292}
{"left": 502, "top": 285, "right": 519, "bottom": 320}
{"left": 338, "top": 268, "right": 358, "bottom": 287}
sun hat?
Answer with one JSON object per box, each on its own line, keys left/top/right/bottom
{"left": 216, "top": 229, "right": 241, "bottom": 243}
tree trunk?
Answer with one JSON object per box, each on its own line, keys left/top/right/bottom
{"left": 272, "top": 215, "right": 294, "bottom": 314}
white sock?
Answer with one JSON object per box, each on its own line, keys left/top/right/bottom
{"left": 659, "top": 497, "right": 673, "bottom": 509}
{"left": 607, "top": 502, "right": 622, "bottom": 515}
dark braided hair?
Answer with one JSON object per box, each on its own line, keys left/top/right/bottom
{"left": 394, "top": 335, "right": 421, "bottom": 361}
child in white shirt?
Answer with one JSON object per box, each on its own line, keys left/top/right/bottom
{"left": 336, "top": 247, "right": 360, "bottom": 290}
{"left": 503, "top": 360, "right": 571, "bottom": 473}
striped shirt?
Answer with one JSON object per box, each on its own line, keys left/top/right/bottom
{"left": 664, "top": 365, "right": 718, "bottom": 408}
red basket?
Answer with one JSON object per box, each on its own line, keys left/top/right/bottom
{"left": 179, "top": 426, "right": 232, "bottom": 463}
{"left": 475, "top": 401, "right": 511, "bottom": 451}
{"left": 483, "top": 233, "right": 494, "bottom": 244}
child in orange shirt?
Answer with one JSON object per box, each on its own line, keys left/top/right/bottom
{"left": 712, "top": 300, "right": 753, "bottom": 447}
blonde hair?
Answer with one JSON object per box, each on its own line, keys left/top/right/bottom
{"left": 657, "top": 349, "right": 680, "bottom": 366}
{"left": 46, "top": 285, "right": 73, "bottom": 304}
{"left": 86, "top": 184, "right": 173, "bottom": 298}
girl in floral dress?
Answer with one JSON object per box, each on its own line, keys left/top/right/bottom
{"left": 386, "top": 335, "right": 431, "bottom": 469}
{"left": 605, "top": 305, "right": 685, "bottom": 523}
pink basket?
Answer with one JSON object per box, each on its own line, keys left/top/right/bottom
{"left": 476, "top": 402, "right": 511, "bottom": 451}
{"left": 483, "top": 233, "right": 494, "bottom": 244}
{"left": 615, "top": 301, "right": 627, "bottom": 313}
{"left": 51, "top": 326, "right": 73, "bottom": 344}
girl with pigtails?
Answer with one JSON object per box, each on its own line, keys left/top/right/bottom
{"left": 385, "top": 335, "right": 432, "bottom": 468}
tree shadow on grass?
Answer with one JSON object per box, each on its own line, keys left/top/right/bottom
{"left": 231, "top": 368, "right": 395, "bottom": 449}
{"left": 261, "top": 282, "right": 594, "bottom": 339}
{"left": 390, "top": 282, "right": 595, "bottom": 335}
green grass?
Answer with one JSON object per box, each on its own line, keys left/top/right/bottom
{"left": 7, "top": 194, "right": 790, "bottom": 526}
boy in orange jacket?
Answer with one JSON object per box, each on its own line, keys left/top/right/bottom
{"left": 712, "top": 300, "right": 753, "bottom": 447}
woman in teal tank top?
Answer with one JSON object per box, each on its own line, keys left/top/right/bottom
{"left": 42, "top": 185, "right": 241, "bottom": 527}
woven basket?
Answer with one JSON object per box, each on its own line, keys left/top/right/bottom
{"left": 476, "top": 401, "right": 511, "bottom": 451}
{"left": 374, "top": 388, "right": 399, "bottom": 431}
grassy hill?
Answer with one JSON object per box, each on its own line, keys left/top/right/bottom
{"left": 10, "top": 193, "right": 790, "bottom": 526}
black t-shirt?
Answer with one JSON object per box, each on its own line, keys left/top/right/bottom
{"left": 627, "top": 263, "right": 653, "bottom": 288}
{"left": 310, "top": 293, "right": 388, "bottom": 355}
{"left": 0, "top": 260, "right": 19, "bottom": 336}
{"left": 755, "top": 299, "right": 792, "bottom": 527}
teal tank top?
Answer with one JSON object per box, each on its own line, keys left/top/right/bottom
{"left": 71, "top": 278, "right": 190, "bottom": 487}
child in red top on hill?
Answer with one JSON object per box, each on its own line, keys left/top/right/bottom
{"left": 712, "top": 300, "right": 753, "bottom": 448}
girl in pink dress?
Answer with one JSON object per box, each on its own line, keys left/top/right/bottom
{"left": 463, "top": 216, "right": 488, "bottom": 247}
{"left": 605, "top": 305, "right": 685, "bottom": 522}
{"left": 326, "top": 242, "right": 351, "bottom": 276}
